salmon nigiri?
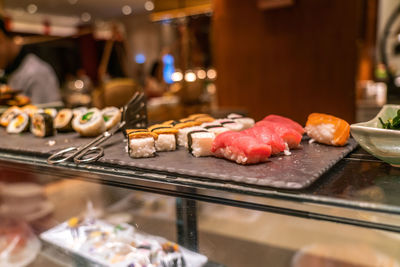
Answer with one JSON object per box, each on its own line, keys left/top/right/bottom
{"left": 305, "top": 113, "right": 350, "bottom": 146}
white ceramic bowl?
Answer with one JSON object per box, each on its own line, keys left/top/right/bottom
{"left": 350, "top": 104, "right": 400, "bottom": 167}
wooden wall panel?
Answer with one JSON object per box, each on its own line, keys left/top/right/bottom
{"left": 212, "top": 0, "right": 362, "bottom": 124}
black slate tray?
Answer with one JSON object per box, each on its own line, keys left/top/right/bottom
{"left": 0, "top": 129, "right": 357, "bottom": 189}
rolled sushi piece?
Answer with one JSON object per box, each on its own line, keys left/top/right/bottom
{"left": 201, "top": 122, "right": 229, "bottom": 136}
{"left": 175, "top": 123, "right": 205, "bottom": 147}
{"left": 305, "top": 113, "right": 350, "bottom": 146}
{"left": 21, "top": 105, "right": 38, "bottom": 117}
{"left": 54, "top": 108, "right": 74, "bottom": 132}
{"left": 31, "top": 113, "right": 54, "bottom": 137}
{"left": 72, "top": 107, "right": 88, "bottom": 118}
{"left": 7, "top": 113, "right": 30, "bottom": 134}
{"left": 43, "top": 108, "right": 58, "bottom": 119}
{"left": 127, "top": 129, "right": 158, "bottom": 158}
{"left": 187, "top": 130, "right": 215, "bottom": 157}
{"left": 227, "top": 113, "right": 255, "bottom": 130}
{"left": 1, "top": 106, "right": 22, "bottom": 127}
{"left": 215, "top": 119, "right": 244, "bottom": 132}
{"left": 72, "top": 108, "right": 106, "bottom": 137}
{"left": 101, "top": 107, "right": 121, "bottom": 130}
{"left": 148, "top": 124, "right": 178, "bottom": 152}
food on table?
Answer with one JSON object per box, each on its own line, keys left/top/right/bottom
{"left": 215, "top": 118, "right": 244, "bottom": 131}
{"left": 54, "top": 108, "right": 74, "bottom": 132}
{"left": 0, "top": 106, "right": 21, "bottom": 127}
{"left": 242, "top": 125, "right": 287, "bottom": 155}
{"left": 379, "top": 109, "right": 400, "bottom": 130}
{"left": 31, "top": 113, "right": 54, "bottom": 137}
{"left": 255, "top": 120, "right": 302, "bottom": 149}
{"left": 187, "top": 130, "right": 215, "bottom": 157}
{"left": 212, "top": 131, "right": 272, "bottom": 164}
{"left": 148, "top": 124, "right": 178, "bottom": 152}
{"left": 263, "top": 114, "right": 305, "bottom": 135}
{"left": 127, "top": 129, "right": 158, "bottom": 158}
{"left": 212, "top": 114, "right": 303, "bottom": 164}
{"left": 201, "top": 122, "right": 229, "bottom": 136}
{"left": 7, "top": 113, "right": 30, "bottom": 134}
{"left": 72, "top": 108, "right": 106, "bottom": 137}
{"left": 72, "top": 107, "right": 88, "bottom": 118}
{"left": 305, "top": 113, "right": 350, "bottom": 146}
{"left": 21, "top": 104, "right": 38, "bottom": 117}
{"left": 101, "top": 106, "right": 122, "bottom": 130}
{"left": 227, "top": 113, "right": 255, "bottom": 129}
{"left": 188, "top": 113, "right": 215, "bottom": 123}
{"left": 176, "top": 125, "right": 205, "bottom": 147}
{"left": 43, "top": 108, "right": 58, "bottom": 118}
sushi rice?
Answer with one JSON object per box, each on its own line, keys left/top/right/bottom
{"left": 101, "top": 107, "right": 121, "bottom": 130}
{"left": 7, "top": 113, "right": 30, "bottom": 134}
{"left": 72, "top": 108, "right": 106, "bottom": 137}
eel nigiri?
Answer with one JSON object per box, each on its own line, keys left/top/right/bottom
{"left": 305, "top": 113, "right": 350, "bottom": 146}
{"left": 212, "top": 131, "right": 272, "bottom": 164}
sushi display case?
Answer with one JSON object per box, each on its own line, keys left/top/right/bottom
{"left": 1, "top": 128, "right": 400, "bottom": 266}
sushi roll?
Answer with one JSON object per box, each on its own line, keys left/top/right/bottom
{"left": 227, "top": 113, "right": 255, "bottom": 130}
{"left": 0, "top": 106, "right": 21, "bottom": 127}
{"left": 127, "top": 129, "right": 158, "bottom": 158}
{"left": 72, "top": 107, "right": 88, "bottom": 118}
{"left": 21, "top": 105, "right": 38, "bottom": 117}
{"left": 7, "top": 113, "right": 30, "bottom": 134}
{"left": 216, "top": 119, "right": 244, "bottom": 132}
{"left": 179, "top": 118, "right": 203, "bottom": 126}
{"left": 305, "top": 113, "right": 350, "bottom": 146}
{"left": 201, "top": 122, "right": 229, "bottom": 136}
{"left": 72, "top": 108, "right": 106, "bottom": 137}
{"left": 188, "top": 113, "right": 215, "bottom": 123}
{"left": 148, "top": 124, "right": 178, "bottom": 152}
{"left": 31, "top": 113, "right": 54, "bottom": 137}
{"left": 101, "top": 107, "right": 121, "bottom": 130}
{"left": 54, "top": 109, "right": 74, "bottom": 132}
{"left": 175, "top": 123, "right": 205, "bottom": 147}
{"left": 43, "top": 108, "right": 58, "bottom": 119}
{"left": 187, "top": 130, "right": 215, "bottom": 157}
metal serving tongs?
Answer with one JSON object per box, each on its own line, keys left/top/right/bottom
{"left": 47, "top": 92, "right": 148, "bottom": 165}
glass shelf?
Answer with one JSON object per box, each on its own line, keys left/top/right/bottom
{"left": 1, "top": 146, "right": 400, "bottom": 233}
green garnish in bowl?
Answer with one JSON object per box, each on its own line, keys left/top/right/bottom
{"left": 379, "top": 110, "right": 400, "bottom": 130}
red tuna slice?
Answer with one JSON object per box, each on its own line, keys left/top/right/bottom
{"left": 242, "top": 126, "right": 286, "bottom": 154}
{"left": 212, "top": 131, "right": 272, "bottom": 164}
{"left": 262, "top": 114, "right": 305, "bottom": 135}
{"left": 255, "top": 121, "right": 302, "bottom": 148}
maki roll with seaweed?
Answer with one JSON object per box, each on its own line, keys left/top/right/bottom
{"left": 72, "top": 107, "right": 87, "bottom": 118}
{"left": 187, "top": 130, "right": 215, "bottom": 157}
{"left": 72, "top": 108, "right": 106, "bottom": 137}
{"left": 31, "top": 113, "right": 54, "bottom": 137}
{"left": 148, "top": 124, "right": 178, "bottom": 152}
{"left": 227, "top": 113, "right": 255, "bottom": 130}
{"left": 101, "top": 107, "right": 121, "bottom": 130}
{"left": 7, "top": 113, "right": 30, "bottom": 134}
{"left": 127, "top": 129, "right": 158, "bottom": 158}
{"left": 0, "top": 106, "right": 21, "bottom": 127}
{"left": 43, "top": 108, "right": 58, "bottom": 119}
{"left": 54, "top": 109, "right": 74, "bottom": 132}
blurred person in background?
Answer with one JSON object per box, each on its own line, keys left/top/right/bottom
{"left": 0, "top": 17, "right": 61, "bottom": 104}
{"left": 145, "top": 60, "right": 167, "bottom": 99}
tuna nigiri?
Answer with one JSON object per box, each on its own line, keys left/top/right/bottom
{"left": 242, "top": 126, "right": 286, "bottom": 155}
{"left": 305, "top": 113, "right": 350, "bottom": 146}
{"left": 255, "top": 120, "right": 302, "bottom": 149}
{"left": 212, "top": 131, "right": 272, "bottom": 164}
{"left": 262, "top": 114, "right": 305, "bottom": 135}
